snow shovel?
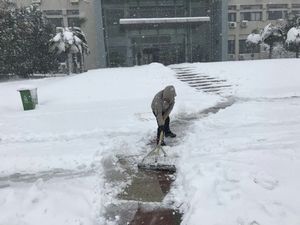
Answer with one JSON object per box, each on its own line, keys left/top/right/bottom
{"left": 138, "top": 131, "right": 176, "bottom": 173}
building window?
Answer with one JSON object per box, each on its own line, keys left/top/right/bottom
{"left": 175, "top": 5, "right": 185, "bottom": 17}
{"left": 268, "top": 11, "right": 287, "bottom": 20}
{"left": 191, "top": 6, "right": 208, "bottom": 16}
{"left": 228, "top": 40, "right": 235, "bottom": 54}
{"left": 129, "top": 7, "right": 139, "bottom": 17}
{"left": 139, "top": 7, "right": 156, "bottom": 18}
{"left": 68, "top": 17, "right": 81, "bottom": 27}
{"left": 252, "top": 45, "right": 260, "bottom": 53}
{"left": 239, "top": 40, "right": 248, "bottom": 54}
{"left": 240, "top": 5, "right": 262, "bottom": 10}
{"left": 44, "top": 10, "right": 63, "bottom": 16}
{"left": 240, "top": 12, "right": 262, "bottom": 21}
{"left": 158, "top": 6, "right": 175, "bottom": 17}
{"left": 292, "top": 10, "right": 300, "bottom": 15}
{"left": 67, "top": 10, "right": 80, "bottom": 15}
{"left": 267, "top": 4, "right": 288, "bottom": 9}
{"left": 239, "top": 39, "right": 260, "bottom": 54}
{"left": 105, "top": 9, "right": 124, "bottom": 25}
{"left": 108, "top": 47, "right": 127, "bottom": 67}
{"left": 228, "top": 5, "right": 236, "bottom": 10}
{"left": 47, "top": 18, "right": 63, "bottom": 27}
{"left": 292, "top": 4, "right": 300, "bottom": 8}
{"left": 228, "top": 13, "right": 236, "bottom": 22}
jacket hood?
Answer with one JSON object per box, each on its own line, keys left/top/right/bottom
{"left": 162, "top": 85, "right": 176, "bottom": 102}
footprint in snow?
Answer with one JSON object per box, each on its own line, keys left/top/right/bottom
{"left": 252, "top": 172, "right": 279, "bottom": 190}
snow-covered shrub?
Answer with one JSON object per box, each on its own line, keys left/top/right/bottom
{"left": 50, "top": 27, "right": 89, "bottom": 74}
{"left": 261, "top": 23, "right": 284, "bottom": 59}
{"left": 285, "top": 26, "right": 300, "bottom": 58}
{"left": 246, "top": 32, "right": 262, "bottom": 59}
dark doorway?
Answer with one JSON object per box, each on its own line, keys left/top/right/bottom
{"left": 142, "top": 48, "right": 160, "bottom": 64}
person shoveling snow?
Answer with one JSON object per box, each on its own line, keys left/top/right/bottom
{"left": 138, "top": 85, "right": 177, "bottom": 172}
{"left": 151, "top": 85, "right": 177, "bottom": 146}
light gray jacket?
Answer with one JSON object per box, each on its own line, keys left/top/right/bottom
{"left": 151, "top": 85, "right": 176, "bottom": 126}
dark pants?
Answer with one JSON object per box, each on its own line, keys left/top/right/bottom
{"left": 153, "top": 112, "right": 171, "bottom": 142}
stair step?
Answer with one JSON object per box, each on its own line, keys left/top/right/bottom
{"left": 196, "top": 85, "right": 232, "bottom": 90}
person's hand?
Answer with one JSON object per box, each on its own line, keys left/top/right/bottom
{"left": 158, "top": 125, "right": 164, "bottom": 132}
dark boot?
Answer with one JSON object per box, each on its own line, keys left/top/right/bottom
{"left": 165, "top": 131, "right": 176, "bottom": 138}
{"left": 164, "top": 116, "right": 176, "bottom": 138}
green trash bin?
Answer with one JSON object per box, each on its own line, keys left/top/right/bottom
{"left": 18, "top": 88, "right": 37, "bottom": 111}
{"left": 30, "top": 88, "right": 38, "bottom": 105}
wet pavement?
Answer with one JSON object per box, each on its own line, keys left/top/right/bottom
{"left": 129, "top": 206, "right": 182, "bottom": 225}
{"left": 104, "top": 151, "right": 181, "bottom": 225}
{"left": 105, "top": 202, "right": 181, "bottom": 225}
{"left": 119, "top": 170, "right": 175, "bottom": 202}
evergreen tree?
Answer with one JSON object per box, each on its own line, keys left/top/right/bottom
{"left": 261, "top": 23, "right": 285, "bottom": 59}
{"left": 283, "top": 13, "right": 300, "bottom": 58}
{"left": 246, "top": 29, "right": 262, "bottom": 60}
{"left": 286, "top": 27, "right": 300, "bottom": 58}
{"left": 0, "top": 4, "right": 59, "bottom": 78}
{"left": 50, "top": 27, "right": 89, "bottom": 74}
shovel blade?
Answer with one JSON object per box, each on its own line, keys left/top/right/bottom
{"left": 138, "top": 162, "right": 176, "bottom": 173}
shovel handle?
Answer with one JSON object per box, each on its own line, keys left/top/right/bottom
{"left": 157, "top": 130, "right": 164, "bottom": 146}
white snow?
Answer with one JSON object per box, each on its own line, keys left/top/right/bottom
{"left": 286, "top": 27, "right": 300, "bottom": 44}
{"left": 51, "top": 28, "right": 85, "bottom": 54}
{"left": 1, "top": 59, "right": 300, "bottom": 225}
{"left": 247, "top": 33, "right": 261, "bottom": 44}
{"left": 261, "top": 23, "right": 273, "bottom": 41}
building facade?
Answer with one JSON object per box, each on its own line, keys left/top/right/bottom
{"left": 11, "top": 0, "right": 228, "bottom": 69}
{"left": 102, "top": 0, "right": 228, "bottom": 67}
{"left": 227, "top": 0, "right": 300, "bottom": 61}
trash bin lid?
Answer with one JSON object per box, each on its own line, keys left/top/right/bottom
{"left": 17, "top": 85, "right": 37, "bottom": 91}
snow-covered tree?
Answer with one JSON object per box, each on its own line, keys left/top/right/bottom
{"left": 246, "top": 31, "right": 262, "bottom": 60}
{"left": 50, "top": 27, "right": 89, "bottom": 74}
{"left": 261, "top": 23, "right": 284, "bottom": 59}
{"left": 286, "top": 26, "right": 300, "bottom": 58}
{"left": 0, "top": 5, "right": 59, "bottom": 77}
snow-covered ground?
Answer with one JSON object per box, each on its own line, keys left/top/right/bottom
{"left": 0, "top": 59, "right": 300, "bottom": 225}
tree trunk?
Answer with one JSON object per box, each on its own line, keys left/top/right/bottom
{"left": 296, "top": 46, "right": 299, "bottom": 58}
{"left": 66, "top": 53, "right": 72, "bottom": 75}
{"left": 269, "top": 43, "right": 273, "bottom": 59}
